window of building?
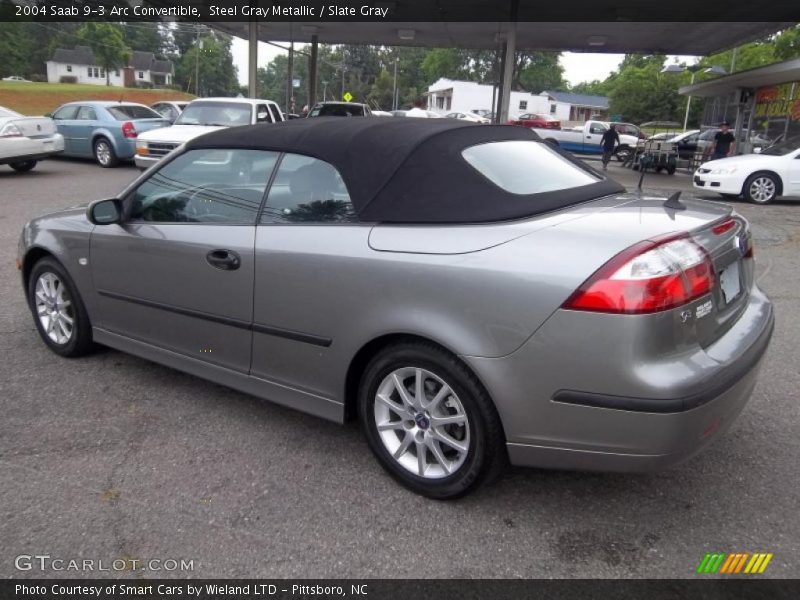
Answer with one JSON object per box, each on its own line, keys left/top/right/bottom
{"left": 550, "top": 104, "right": 557, "bottom": 114}
{"left": 260, "top": 154, "right": 357, "bottom": 224}
{"left": 436, "top": 97, "right": 445, "bottom": 109}
{"left": 138, "top": 71, "right": 144, "bottom": 79}
{"left": 66, "top": 65, "right": 72, "bottom": 73}
{"left": 128, "top": 149, "right": 278, "bottom": 224}
{"left": 446, "top": 97, "right": 452, "bottom": 110}
{"left": 519, "top": 100, "right": 528, "bottom": 110}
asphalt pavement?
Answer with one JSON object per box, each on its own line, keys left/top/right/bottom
{"left": 1, "top": 157, "right": 798, "bottom": 579}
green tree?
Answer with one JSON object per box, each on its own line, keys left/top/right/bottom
{"left": 608, "top": 56, "right": 681, "bottom": 124}
{"left": 367, "top": 69, "right": 394, "bottom": 110}
{"left": 122, "top": 22, "right": 167, "bottom": 57}
{"left": 517, "top": 52, "right": 567, "bottom": 93}
{"left": 175, "top": 33, "right": 238, "bottom": 96}
{"left": 77, "top": 23, "right": 130, "bottom": 86}
{"left": 774, "top": 25, "right": 800, "bottom": 61}
{"left": 0, "top": 22, "right": 33, "bottom": 78}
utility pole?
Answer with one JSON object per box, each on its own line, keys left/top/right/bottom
{"left": 286, "top": 41, "right": 294, "bottom": 114}
{"left": 195, "top": 24, "right": 200, "bottom": 96}
{"left": 341, "top": 47, "right": 346, "bottom": 99}
{"left": 392, "top": 57, "right": 398, "bottom": 110}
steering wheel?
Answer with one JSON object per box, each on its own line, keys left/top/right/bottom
{"left": 186, "top": 183, "right": 232, "bottom": 221}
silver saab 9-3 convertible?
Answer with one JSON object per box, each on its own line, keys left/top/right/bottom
{"left": 18, "top": 118, "right": 774, "bottom": 498}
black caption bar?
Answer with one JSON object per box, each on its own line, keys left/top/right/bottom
{"left": 3, "top": 580, "right": 800, "bottom": 600}
{"left": 1, "top": 0, "right": 799, "bottom": 22}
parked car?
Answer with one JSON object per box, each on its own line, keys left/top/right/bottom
{"left": 533, "top": 119, "right": 638, "bottom": 162}
{"left": 50, "top": 101, "right": 169, "bottom": 168}
{"left": 0, "top": 105, "right": 64, "bottom": 172}
{"left": 663, "top": 129, "right": 702, "bottom": 160}
{"left": 308, "top": 102, "right": 372, "bottom": 117}
{"left": 150, "top": 101, "right": 189, "bottom": 124}
{"left": 472, "top": 109, "right": 494, "bottom": 120}
{"left": 390, "top": 110, "right": 407, "bottom": 117}
{"left": 509, "top": 113, "right": 560, "bottom": 129}
{"left": 445, "top": 111, "right": 489, "bottom": 123}
{"left": 135, "top": 97, "right": 284, "bottom": 170}
{"left": 2, "top": 75, "right": 31, "bottom": 82}
{"left": 19, "top": 118, "right": 773, "bottom": 498}
{"left": 693, "top": 134, "right": 800, "bottom": 204}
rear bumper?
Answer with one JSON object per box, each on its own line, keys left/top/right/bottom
{"left": 464, "top": 286, "right": 774, "bottom": 472}
{"left": 0, "top": 134, "right": 64, "bottom": 165}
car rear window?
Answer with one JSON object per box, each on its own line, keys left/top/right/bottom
{"left": 462, "top": 140, "right": 599, "bottom": 195}
{"left": 107, "top": 105, "right": 162, "bottom": 120}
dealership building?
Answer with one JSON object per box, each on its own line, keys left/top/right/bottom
{"left": 680, "top": 57, "right": 800, "bottom": 153}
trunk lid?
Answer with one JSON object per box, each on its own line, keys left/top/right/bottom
{"left": 130, "top": 118, "right": 171, "bottom": 134}
{"left": 7, "top": 116, "right": 57, "bottom": 138}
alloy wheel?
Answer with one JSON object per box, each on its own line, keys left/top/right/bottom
{"left": 95, "top": 141, "right": 112, "bottom": 166}
{"left": 373, "top": 367, "right": 470, "bottom": 479}
{"left": 749, "top": 176, "right": 776, "bottom": 203}
{"left": 34, "top": 272, "right": 74, "bottom": 345}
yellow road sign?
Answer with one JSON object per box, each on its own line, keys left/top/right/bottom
{"left": 343, "top": 92, "right": 353, "bottom": 102}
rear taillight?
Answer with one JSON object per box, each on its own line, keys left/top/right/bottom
{"left": 122, "top": 121, "right": 137, "bottom": 138}
{"left": 0, "top": 123, "right": 23, "bottom": 138}
{"left": 564, "top": 235, "right": 715, "bottom": 314}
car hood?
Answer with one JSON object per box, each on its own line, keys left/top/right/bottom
{"left": 137, "top": 124, "right": 227, "bottom": 143}
{"left": 700, "top": 153, "right": 777, "bottom": 170}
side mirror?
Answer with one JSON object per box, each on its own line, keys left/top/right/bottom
{"left": 257, "top": 111, "right": 269, "bottom": 122}
{"left": 86, "top": 198, "right": 122, "bottom": 225}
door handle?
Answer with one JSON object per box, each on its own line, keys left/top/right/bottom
{"left": 206, "top": 249, "right": 241, "bottom": 271}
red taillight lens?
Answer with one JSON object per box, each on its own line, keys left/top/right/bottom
{"left": 563, "top": 235, "right": 715, "bottom": 314}
{"left": 122, "top": 121, "right": 137, "bottom": 138}
{"left": 712, "top": 218, "right": 736, "bottom": 235}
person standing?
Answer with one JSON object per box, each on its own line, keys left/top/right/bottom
{"left": 711, "top": 121, "right": 736, "bottom": 160}
{"left": 600, "top": 124, "right": 620, "bottom": 171}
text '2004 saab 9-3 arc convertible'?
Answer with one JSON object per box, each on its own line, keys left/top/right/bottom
{"left": 18, "top": 118, "right": 774, "bottom": 499}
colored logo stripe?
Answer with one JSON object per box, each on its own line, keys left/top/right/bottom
{"left": 697, "top": 553, "right": 773, "bottom": 574}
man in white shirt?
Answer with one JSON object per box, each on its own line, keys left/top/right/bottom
{"left": 406, "top": 98, "right": 429, "bottom": 118}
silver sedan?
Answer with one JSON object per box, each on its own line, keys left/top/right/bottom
{"left": 18, "top": 118, "right": 774, "bottom": 498}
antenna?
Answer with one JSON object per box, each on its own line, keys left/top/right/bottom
{"left": 663, "top": 191, "right": 687, "bottom": 211}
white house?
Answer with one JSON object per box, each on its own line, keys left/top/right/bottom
{"left": 46, "top": 46, "right": 174, "bottom": 87}
{"left": 425, "top": 78, "right": 610, "bottom": 124}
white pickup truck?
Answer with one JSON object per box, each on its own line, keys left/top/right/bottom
{"left": 531, "top": 120, "right": 638, "bottom": 162}
{"left": 135, "top": 97, "right": 284, "bottom": 169}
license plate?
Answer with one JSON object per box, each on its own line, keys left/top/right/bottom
{"left": 719, "top": 261, "right": 741, "bottom": 305}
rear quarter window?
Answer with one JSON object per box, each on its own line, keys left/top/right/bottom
{"left": 107, "top": 105, "right": 162, "bottom": 120}
{"left": 462, "top": 140, "right": 599, "bottom": 195}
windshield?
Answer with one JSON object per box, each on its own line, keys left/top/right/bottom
{"left": 760, "top": 135, "right": 800, "bottom": 156}
{"left": 175, "top": 102, "right": 253, "bottom": 127}
{"left": 310, "top": 104, "right": 365, "bottom": 117}
{"left": 107, "top": 105, "right": 163, "bottom": 120}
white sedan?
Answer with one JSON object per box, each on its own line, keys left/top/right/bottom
{"left": 0, "top": 106, "right": 64, "bottom": 172}
{"left": 445, "top": 111, "right": 490, "bottom": 124}
{"left": 693, "top": 136, "right": 800, "bottom": 204}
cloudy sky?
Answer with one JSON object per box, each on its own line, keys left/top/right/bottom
{"left": 230, "top": 38, "right": 696, "bottom": 90}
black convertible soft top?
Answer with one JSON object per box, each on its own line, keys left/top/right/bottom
{"left": 186, "top": 117, "right": 624, "bottom": 223}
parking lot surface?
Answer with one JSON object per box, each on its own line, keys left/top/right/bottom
{"left": 1, "top": 158, "right": 798, "bottom": 578}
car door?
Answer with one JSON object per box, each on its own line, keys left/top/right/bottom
{"left": 51, "top": 105, "right": 80, "bottom": 154}
{"left": 583, "top": 123, "right": 607, "bottom": 154}
{"left": 251, "top": 153, "right": 364, "bottom": 408}
{"left": 72, "top": 105, "right": 98, "bottom": 157}
{"left": 788, "top": 150, "right": 800, "bottom": 195}
{"left": 90, "top": 148, "right": 279, "bottom": 373}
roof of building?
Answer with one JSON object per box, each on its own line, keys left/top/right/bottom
{"left": 680, "top": 57, "right": 800, "bottom": 98}
{"left": 50, "top": 47, "right": 173, "bottom": 73}
{"left": 186, "top": 117, "right": 623, "bottom": 223}
{"left": 541, "top": 91, "right": 609, "bottom": 109}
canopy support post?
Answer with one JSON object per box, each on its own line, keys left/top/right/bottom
{"left": 308, "top": 35, "right": 319, "bottom": 110}
{"left": 248, "top": 19, "right": 258, "bottom": 99}
{"left": 498, "top": 24, "right": 516, "bottom": 124}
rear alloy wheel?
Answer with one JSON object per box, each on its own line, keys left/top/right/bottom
{"left": 93, "top": 138, "right": 118, "bottom": 168}
{"left": 10, "top": 160, "right": 37, "bottom": 172}
{"left": 358, "top": 342, "right": 506, "bottom": 499}
{"left": 28, "top": 257, "right": 94, "bottom": 357}
{"left": 615, "top": 146, "right": 632, "bottom": 162}
{"left": 744, "top": 173, "right": 778, "bottom": 204}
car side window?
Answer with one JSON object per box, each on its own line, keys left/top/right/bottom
{"left": 53, "top": 106, "right": 79, "bottom": 120}
{"left": 256, "top": 104, "right": 271, "bottom": 123}
{"left": 128, "top": 149, "right": 279, "bottom": 224}
{"left": 76, "top": 106, "right": 97, "bottom": 120}
{"left": 589, "top": 124, "right": 607, "bottom": 134}
{"left": 260, "top": 154, "right": 357, "bottom": 224}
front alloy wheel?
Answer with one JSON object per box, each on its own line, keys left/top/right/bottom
{"left": 359, "top": 342, "right": 506, "bottom": 499}
{"left": 28, "top": 257, "right": 94, "bottom": 357}
{"left": 744, "top": 174, "right": 778, "bottom": 204}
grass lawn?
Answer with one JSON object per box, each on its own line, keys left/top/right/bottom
{"left": 0, "top": 81, "right": 194, "bottom": 115}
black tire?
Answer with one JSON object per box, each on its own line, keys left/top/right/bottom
{"left": 93, "top": 137, "right": 119, "bottom": 168}
{"left": 666, "top": 164, "right": 676, "bottom": 175}
{"left": 10, "top": 160, "right": 37, "bottom": 172}
{"left": 358, "top": 341, "right": 507, "bottom": 499}
{"left": 743, "top": 172, "right": 780, "bottom": 205}
{"left": 27, "top": 257, "right": 94, "bottom": 357}
{"left": 655, "top": 166, "right": 664, "bottom": 173}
